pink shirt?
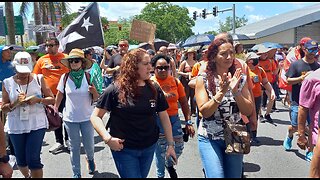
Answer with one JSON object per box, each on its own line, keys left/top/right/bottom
{"left": 299, "top": 69, "right": 320, "bottom": 145}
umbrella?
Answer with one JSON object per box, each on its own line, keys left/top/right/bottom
{"left": 252, "top": 42, "right": 283, "bottom": 51}
{"left": 232, "top": 34, "right": 250, "bottom": 41}
{"left": 138, "top": 38, "right": 169, "bottom": 51}
{"left": 181, "top": 34, "right": 214, "bottom": 48}
{"left": 33, "top": 24, "right": 57, "bottom": 33}
{"left": 26, "top": 44, "right": 46, "bottom": 57}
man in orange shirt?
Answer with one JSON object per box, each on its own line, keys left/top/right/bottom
{"left": 33, "top": 37, "right": 69, "bottom": 154}
{"left": 257, "top": 46, "right": 277, "bottom": 123}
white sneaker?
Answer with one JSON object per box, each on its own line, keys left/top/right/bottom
{"left": 65, "top": 140, "right": 71, "bottom": 151}
{"left": 8, "top": 155, "right": 16, "bottom": 168}
{"left": 49, "top": 142, "right": 64, "bottom": 153}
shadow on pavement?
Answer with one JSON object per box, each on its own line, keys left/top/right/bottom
{"left": 94, "top": 135, "right": 103, "bottom": 145}
{"left": 270, "top": 118, "right": 291, "bottom": 126}
{"left": 251, "top": 136, "right": 283, "bottom": 147}
{"left": 80, "top": 146, "right": 105, "bottom": 154}
{"left": 243, "top": 162, "right": 261, "bottom": 172}
{"left": 285, "top": 149, "right": 306, "bottom": 161}
{"left": 92, "top": 171, "right": 119, "bottom": 178}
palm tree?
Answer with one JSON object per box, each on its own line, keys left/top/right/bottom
{"left": 5, "top": 2, "right": 15, "bottom": 44}
{"left": 20, "top": 2, "right": 70, "bottom": 44}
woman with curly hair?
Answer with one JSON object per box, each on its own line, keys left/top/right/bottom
{"left": 195, "top": 38, "right": 253, "bottom": 178}
{"left": 90, "top": 48, "right": 177, "bottom": 178}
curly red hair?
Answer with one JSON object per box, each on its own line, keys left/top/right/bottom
{"left": 115, "top": 48, "right": 156, "bottom": 106}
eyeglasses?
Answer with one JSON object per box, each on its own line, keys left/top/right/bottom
{"left": 45, "top": 44, "right": 57, "bottom": 47}
{"left": 119, "top": 44, "right": 128, "bottom": 48}
{"left": 68, "top": 58, "right": 81, "bottom": 64}
{"left": 307, "top": 48, "right": 318, "bottom": 54}
{"left": 156, "top": 66, "right": 169, "bottom": 71}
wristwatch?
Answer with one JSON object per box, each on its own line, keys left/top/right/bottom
{"left": 0, "top": 155, "right": 9, "bottom": 163}
{"left": 186, "top": 120, "right": 193, "bottom": 126}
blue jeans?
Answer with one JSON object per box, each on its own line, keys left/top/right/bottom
{"left": 290, "top": 104, "right": 311, "bottom": 127}
{"left": 9, "top": 128, "right": 46, "bottom": 169}
{"left": 198, "top": 135, "right": 243, "bottom": 178}
{"left": 64, "top": 120, "right": 95, "bottom": 176}
{"left": 154, "top": 137, "right": 184, "bottom": 178}
{"left": 156, "top": 114, "right": 183, "bottom": 138}
{"left": 111, "top": 143, "right": 156, "bottom": 178}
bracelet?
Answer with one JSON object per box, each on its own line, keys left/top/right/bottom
{"left": 167, "top": 141, "right": 175, "bottom": 147}
{"left": 186, "top": 120, "right": 193, "bottom": 125}
{"left": 212, "top": 97, "right": 221, "bottom": 104}
{"left": 104, "top": 136, "right": 112, "bottom": 144}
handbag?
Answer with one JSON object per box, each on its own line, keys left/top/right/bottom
{"left": 223, "top": 119, "right": 251, "bottom": 154}
{"left": 35, "top": 75, "right": 62, "bottom": 132}
{"left": 44, "top": 105, "right": 62, "bottom": 132}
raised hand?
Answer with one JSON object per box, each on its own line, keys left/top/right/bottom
{"left": 228, "top": 68, "right": 243, "bottom": 94}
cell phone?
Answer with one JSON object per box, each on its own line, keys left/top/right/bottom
{"left": 168, "top": 155, "right": 177, "bottom": 165}
{"left": 238, "top": 74, "right": 247, "bottom": 91}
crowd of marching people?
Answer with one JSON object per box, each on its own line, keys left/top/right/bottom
{"left": 0, "top": 32, "right": 320, "bottom": 178}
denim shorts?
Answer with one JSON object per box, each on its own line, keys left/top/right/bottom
{"left": 290, "top": 104, "right": 311, "bottom": 127}
{"left": 9, "top": 128, "right": 46, "bottom": 169}
{"left": 156, "top": 114, "right": 183, "bottom": 138}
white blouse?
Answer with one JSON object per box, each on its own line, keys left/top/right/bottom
{"left": 3, "top": 74, "right": 48, "bottom": 134}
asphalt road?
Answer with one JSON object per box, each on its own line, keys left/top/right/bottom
{"left": 10, "top": 98, "right": 312, "bottom": 178}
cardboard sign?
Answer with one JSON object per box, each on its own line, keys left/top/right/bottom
{"left": 129, "top": 19, "right": 156, "bottom": 43}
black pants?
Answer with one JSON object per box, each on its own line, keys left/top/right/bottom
{"left": 55, "top": 95, "right": 68, "bottom": 144}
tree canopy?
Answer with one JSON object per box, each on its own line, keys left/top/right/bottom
{"left": 134, "top": 2, "right": 195, "bottom": 43}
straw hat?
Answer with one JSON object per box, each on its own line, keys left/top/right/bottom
{"left": 187, "top": 47, "right": 197, "bottom": 53}
{"left": 61, "top": 48, "right": 93, "bottom": 69}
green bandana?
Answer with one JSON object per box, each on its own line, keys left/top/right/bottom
{"left": 70, "top": 69, "right": 84, "bottom": 89}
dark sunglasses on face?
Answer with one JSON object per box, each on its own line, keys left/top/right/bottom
{"left": 307, "top": 48, "right": 318, "bottom": 54}
{"left": 119, "top": 44, "right": 128, "bottom": 48}
{"left": 68, "top": 58, "right": 81, "bottom": 64}
{"left": 45, "top": 44, "right": 57, "bottom": 47}
{"left": 156, "top": 66, "right": 169, "bottom": 71}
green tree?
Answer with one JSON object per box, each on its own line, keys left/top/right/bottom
{"left": 218, "top": 15, "right": 248, "bottom": 33}
{"left": 134, "top": 2, "right": 194, "bottom": 43}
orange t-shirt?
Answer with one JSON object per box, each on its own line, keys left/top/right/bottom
{"left": 249, "top": 67, "right": 267, "bottom": 98}
{"left": 150, "top": 75, "right": 186, "bottom": 116}
{"left": 191, "top": 62, "right": 201, "bottom": 77}
{"left": 258, "top": 59, "right": 276, "bottom": 83}
{"left": 33, "top": 53, "right": 69, "bottom": 95}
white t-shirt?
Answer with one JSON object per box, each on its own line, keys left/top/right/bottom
{"left": 3, "top": 74, "right": 48, "bottom": 134}
{"left": 57, "top": 73, "right": 94, "bottom": 123}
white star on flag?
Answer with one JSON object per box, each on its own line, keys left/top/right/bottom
{"left": 81, "top": 17, "right": 93, "bottom": 31}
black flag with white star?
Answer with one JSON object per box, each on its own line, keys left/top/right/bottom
{"left": 57, "top": 2, "right": 104, "bottom": 54}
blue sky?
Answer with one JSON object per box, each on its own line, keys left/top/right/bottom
{"left": 1, "top": 2, "right": 319, "bottom": 35}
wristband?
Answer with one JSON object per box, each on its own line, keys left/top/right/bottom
{"left": 167, "top": 141, "right": 175, "bottom": 147}
{"left": 186, "top": 120, "right": 193, "bottom": 125}
{"left": 104, "top": 136, "right": 112, "bottom": 144}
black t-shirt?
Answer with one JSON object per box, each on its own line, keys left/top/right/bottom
{"left": 96, "top": 82, "right": 169, "bottom": 149}
{"left": 286, "top": 59, "right": 320, "bottom": 105}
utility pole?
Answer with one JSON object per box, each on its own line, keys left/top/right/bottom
{"left": 232, "top": 4, "right": 236, "bottom": 35}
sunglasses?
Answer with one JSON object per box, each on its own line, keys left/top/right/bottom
{"left": 307, "top": 48, "right": 318, "bottom": 54}
{"left": 45, "top": 44, "right": 57, "bottom": 47}
{"left": 68, "top": 58, "right": 81, "bottom": 64}
{"left": 119, "top": 44, "right": 128, "bottom": 48}
{"left": 156, "top": 66, "right": 169, "bottom": 71}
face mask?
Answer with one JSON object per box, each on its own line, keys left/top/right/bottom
{"left": 252, "top": 58, "right": 259, "bottom": 66}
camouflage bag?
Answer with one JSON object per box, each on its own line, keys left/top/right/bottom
{"left": 223, "top": 119, "right": 251, "bottom": 154}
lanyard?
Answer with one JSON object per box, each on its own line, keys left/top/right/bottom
{"left": 18, "top": 75, "right": 30, "bottom": 95}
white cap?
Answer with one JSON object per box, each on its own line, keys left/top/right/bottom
{"left": 12, "top": 51, "right": 33, "bottom": 73}
{"left": 2, "top": 45, "right": 13, "bottom": 51}
{"left": 245, "top": 52, "right": 260, "bottom": 62}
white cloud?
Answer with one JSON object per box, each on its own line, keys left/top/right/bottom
{"left": 98, "top": 2, "right": 147, "bottom": 21}
{"left": 247, "top": 14, "right": 267, "bottom": 24}
{"left": 244, "top": 5, "right": 254, "bottom": 12}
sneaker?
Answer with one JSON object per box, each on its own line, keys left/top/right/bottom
{"left": 283, "top": 136, "right": 293, "bottom": 151}
{"left": 86, "top": 158, "right": 96, "bottom": 175}
{"left": 264, "top": 114, "right": 274, "bottom": 123}
{"left": 73, "top": 173, "right": 81, "bottom": 178}
{"left": 8, "top": 155, "right": 16, "bottom": 168}
{"left": 259, "top": 115, "right": 266, "bottom": 123}
{"left": 49, "top": 142, "right": 64, "bottom": 153}
{"left": 166, "top": 166, "right": 178, "bottom": 178}
{"left": 65, "top": 140, "right": 71, "bottom": 151}
{"left": 305, "top": 151, "right": 313, "bottom": 162}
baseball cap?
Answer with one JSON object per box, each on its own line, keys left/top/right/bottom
{"left": 245, "top": 52, "right": 260, "bottom": 62}
{"left": 167, "top": 43, "right": 177, "bottom": 50}
{"left": 304, "top": 39, "right": 318, "bottom": 50}
{"left": 299, "top": 37, "right": 312, "bottom": 45}
{"left": 12, "top": 51, "right": 33, "bottom": 73}
{"left": 2, "top": 45, "right": 13, "bottom": 51}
